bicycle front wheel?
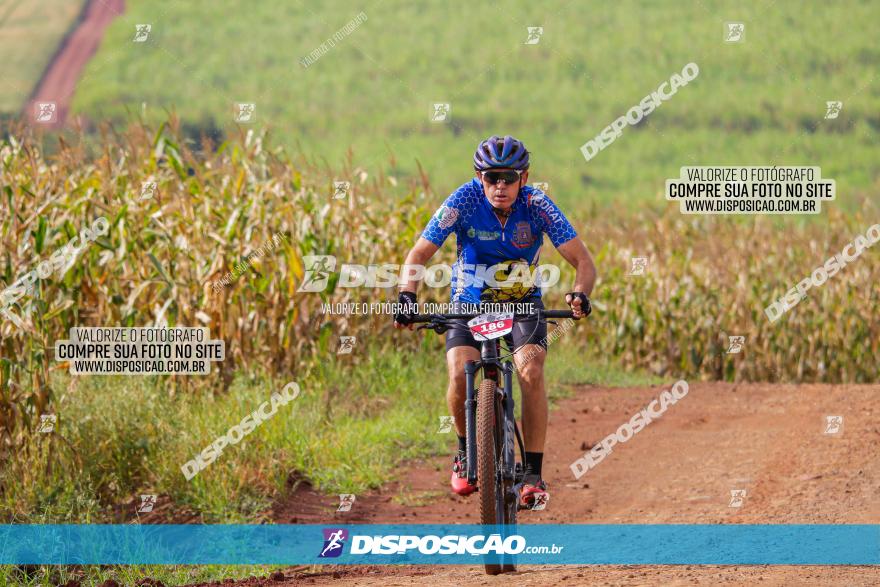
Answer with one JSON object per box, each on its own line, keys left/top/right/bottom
{"left": 476, "top": 377, "right": 503, "bottom": 575}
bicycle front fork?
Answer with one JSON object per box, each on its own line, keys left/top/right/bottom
{"left": 463, "top": 359, "right": 517, "bottom": 487}
{"left": 464, "top": 360, "right": 478, "bottom": 486}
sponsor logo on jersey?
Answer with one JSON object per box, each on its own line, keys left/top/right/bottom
{"left": 435, "top": 206, "right": 459, "bottom": 229}
{"left": 511, "top": 221, "right": 536, "bottom": 248}
{"left": 465, "top": 226, "right": 501, "bottom": 241}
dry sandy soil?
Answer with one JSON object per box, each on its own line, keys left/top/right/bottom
{"left": 179, "top": 381, "right": 879, "bottom": 586}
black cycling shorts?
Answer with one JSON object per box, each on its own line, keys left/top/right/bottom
{"left": 445, "top": 298, "right": 548, "bottom": 352}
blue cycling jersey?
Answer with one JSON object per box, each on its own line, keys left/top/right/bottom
{"left": 421, "top": 178, "right": 577, "bottom": 303}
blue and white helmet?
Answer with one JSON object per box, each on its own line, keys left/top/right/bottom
{"left": 473, "top": 135, "right": 530, "bottom": 171}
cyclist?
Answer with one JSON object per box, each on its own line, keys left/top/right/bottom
{"left": 394, "top": 135, "right": 597, "bottom": 509}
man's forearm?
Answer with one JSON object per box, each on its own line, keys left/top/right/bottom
{"left": 572, "top": 242, "right": 597, "bottom": 296}
{"left": 399, "top": 250, "right": 433, "bottom": 293}
{"left": 574, "top": 259, "right": 596, "bottom": 296}
{"left": 556, "top": 237, "right": 597, "bottom": 297}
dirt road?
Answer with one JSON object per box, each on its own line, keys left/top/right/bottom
{"left": 24, "top": 0, "right": 123, "bottom": 127}
{"left": 182, "top": 380, "right": 879, "bottom": 586}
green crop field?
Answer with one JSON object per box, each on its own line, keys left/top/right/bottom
{"left": 69, "top": 0, "right": 879, "bottom": 209}
{"left": 0, "top": 0, "right": 85, "bottom": 112}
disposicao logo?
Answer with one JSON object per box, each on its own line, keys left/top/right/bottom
{"left": 316, "top": 530, "right": 566, "bottom": 558}
{"left": 319, "top": 528, "right": 348, "bottom": 558}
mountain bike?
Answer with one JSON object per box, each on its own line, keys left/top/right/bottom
{"left": 410, "top": 306, "right": 578, "bottom": 574}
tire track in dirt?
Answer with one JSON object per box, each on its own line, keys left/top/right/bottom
{"left": 195, "top": 381, "right": 879, "bottom": 586}
{"left": 23, "top": 0, "right": 123, "bottom": 127}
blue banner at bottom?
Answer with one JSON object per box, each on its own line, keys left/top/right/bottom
{"left": 0, "top": 524, "right": 877, "bottom": 565}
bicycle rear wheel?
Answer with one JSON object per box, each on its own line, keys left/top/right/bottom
{"left": 476, "top": 378, "right": 503, "bottom": 575}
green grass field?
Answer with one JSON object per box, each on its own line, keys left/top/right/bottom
{"left": 1, "top": 337, "right": 656, "bottom": 526}
{"left": 66, "top": 0, "right": 879, "bottom": 208}
{"left": 0, "top": 562, "right": 284, "bottom": 587}
{"left": 0, "top": 0, "right": 85, "bottom": 112}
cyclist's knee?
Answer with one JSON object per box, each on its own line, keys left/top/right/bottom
{"left": 446, "top": 350, "right": 475, "bottom": 393}
{"left": 446, "top": 361, "right": 465, "bottom": 387}
{"left": 447, "top": 347, "right": 476, "bottom": 370}
{"left": 517, "top": 356, "right": 545, "bottom": 384}
{"left": 447, "top": 374, "right": 466, "bottom": 397}
{"left": 516, "top": 345, "right": 545, "bottom": 379}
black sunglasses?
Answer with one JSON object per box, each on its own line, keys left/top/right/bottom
{"left": 480, "top": 170, "right": 523, "bottom": 185}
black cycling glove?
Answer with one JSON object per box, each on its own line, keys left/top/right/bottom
{"left": 394, "top": 291, "right": 418, "bottom": 325}
{"left": 566, "top": 291, "right": 592, "bottom": 318}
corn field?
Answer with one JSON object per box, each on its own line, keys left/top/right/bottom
{"left": 0, "top": 119, "right": 433, "bottom": 453}
{"left": 1, "top": 120, "right": 877, "bottom": 454}
{"left": 585, "top": 210, "right": 879, "bottom": 383}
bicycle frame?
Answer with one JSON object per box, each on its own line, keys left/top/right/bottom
{"left": 463, "top": 337, "right": 523, "bottom": 498}
{"left": 408, "top": 307, "right": 576, "bottom": 506}
{"left": 407, "top": 306, "right": 577, "bottom": 573}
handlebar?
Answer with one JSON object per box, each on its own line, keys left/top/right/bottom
{"left": 405, "top": 308, "right": 579, "bottom": 335}
{"left": 408, "top": 309, "right": 577, "bottom": 323}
